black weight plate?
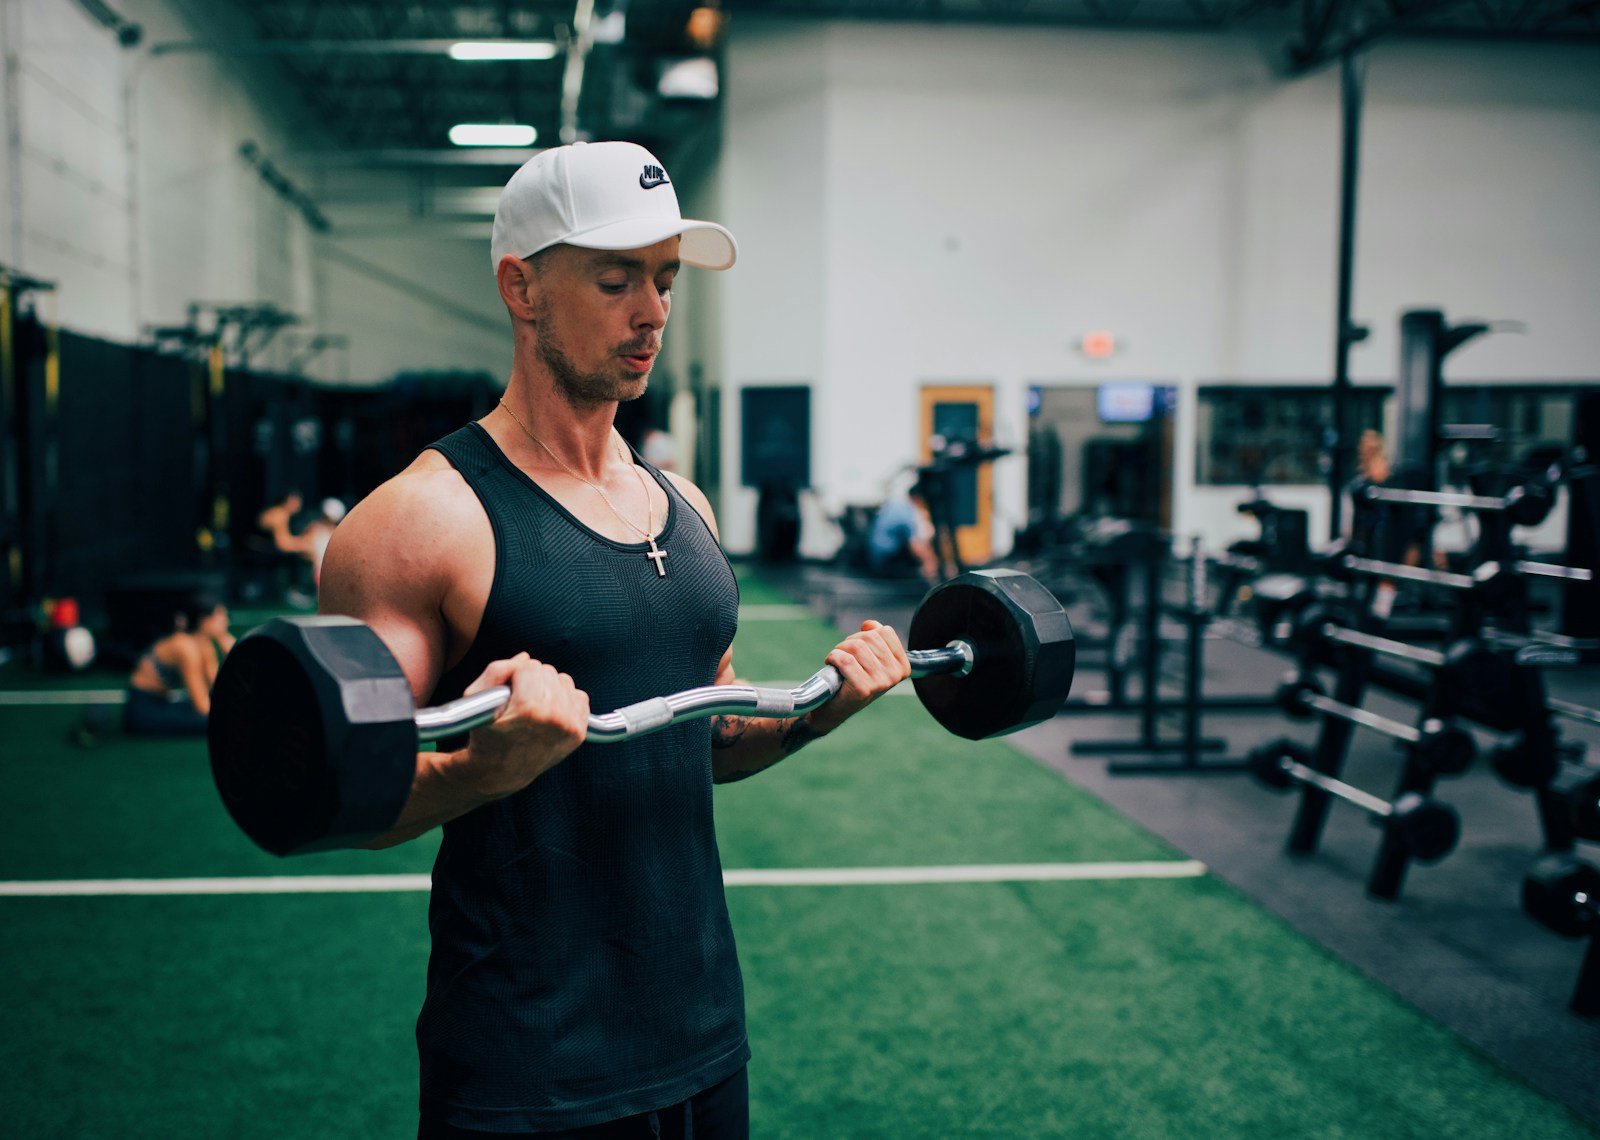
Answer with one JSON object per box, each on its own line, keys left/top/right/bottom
{"left": 909, "top": 570, "right": 1074, "bottom": 740}
{"left": 209, "top": 618, "right": 417, "bottom": 856}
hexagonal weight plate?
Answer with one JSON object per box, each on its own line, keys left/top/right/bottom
{"left": 208, "top": 617, "right": 417, "bottom": 856}
{"left": 907, "top": 569, "right": 1075, "bottom": 740}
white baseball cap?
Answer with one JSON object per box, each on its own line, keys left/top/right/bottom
{"left": 490, "top": 141, "right": 737, "bottom": 272}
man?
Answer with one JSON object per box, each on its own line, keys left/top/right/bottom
{"left": 257, "top": 492, "right": 346, "bottom": 590}
{"left": 866, "top": 478, "right": 939, "bottom": 583}
{"left": 319, "top": 141, "right": 910, "bottom": 1138}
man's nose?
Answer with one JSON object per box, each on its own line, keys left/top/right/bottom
{"left": 636, "top": 286, "right": 667, "bottom": 329}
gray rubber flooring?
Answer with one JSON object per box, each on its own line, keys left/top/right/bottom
{"left": 782, "top": 563, "right": 1600, "bottom": 1125}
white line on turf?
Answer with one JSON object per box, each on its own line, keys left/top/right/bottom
{"left": 723, "top": 862, "right": 1207, "bottom": 886}
{"left": 735, "top": 605, "right": 814, "bottom": 621}
{"left": 0, "top": 875, "right": 434, "bottom": 896}
{"left": 0, "top": 689, "right": 125, "bottom": 705}
{"left": 0, "top": 862, "right": 1206, "bottom": 897}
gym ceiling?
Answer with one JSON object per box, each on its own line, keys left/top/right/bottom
{"left": 93, "top": 0, "right": 1596, "bottom": 238}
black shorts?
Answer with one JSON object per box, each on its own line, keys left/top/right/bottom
{"left": 417, "top": 1066, "right": 749, "bottom": 1140}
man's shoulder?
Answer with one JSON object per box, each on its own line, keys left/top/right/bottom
{"left": 661, "top": 469, "right": 719, "bottom": 537}
{"left": 321, "top": 453, "right": 485, "bottom": 593}
{"left": 365, "top": 450, "right": 479, "bottom": 521}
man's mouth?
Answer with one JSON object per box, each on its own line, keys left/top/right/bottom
{"left": 620, "top": 351, "right": 656, "bottom": 371}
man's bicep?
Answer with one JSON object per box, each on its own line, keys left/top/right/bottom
{"left": 317, "top": 505, "right": 450, "bottom": 704}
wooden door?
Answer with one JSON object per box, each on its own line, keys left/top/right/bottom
{"left": 919, "top": 384, "right": 995, "bottom": 567}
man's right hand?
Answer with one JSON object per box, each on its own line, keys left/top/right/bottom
{"left": 458, "top": 653, "right": 591, "bottom": 800}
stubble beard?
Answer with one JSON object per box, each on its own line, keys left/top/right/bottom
{"left": 534, "top": 300, "right": 651, "bottom": 409}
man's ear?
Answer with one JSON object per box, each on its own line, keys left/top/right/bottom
{"left": 496, "top": 255, "right": 540, "bottom": 322}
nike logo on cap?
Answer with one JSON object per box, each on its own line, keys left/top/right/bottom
{"left": 639, "top": 164, "right": 671, "bottom": 189}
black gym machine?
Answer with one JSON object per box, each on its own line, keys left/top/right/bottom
{"left": 1070, "top": 537, "right": 1267, "bottom": 774}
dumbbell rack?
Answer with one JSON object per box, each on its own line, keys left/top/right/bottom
{"left": 1271, "top": 594, "right": 1480, "bottom": 899}
{"left": 1323, "top": 555, "right": 1597, "bottom": 851}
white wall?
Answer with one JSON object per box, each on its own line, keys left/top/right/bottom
{"left": 720, "top": 21, "right": 832, "bottom": 551}
{"left": 3, "top": 0, "right": 138, "bottom": 335}
{"left": 313, "top": 221, "right": 511, "bottom": 383}
{"left": 718, "top": 19, "right": 1600, "bottom": 557}
{"left": 0, "top": 0, "right": 317, "bottom": 365}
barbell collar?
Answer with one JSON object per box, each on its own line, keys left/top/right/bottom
{"left": 414, "top": 642, "right": 974, "bottom": 744}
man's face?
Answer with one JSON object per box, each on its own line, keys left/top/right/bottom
{"left": 530, "top": 238, "right": 679, "bottom": 407}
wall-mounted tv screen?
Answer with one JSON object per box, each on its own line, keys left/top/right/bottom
{"left": 1097, "top": 382, "right": 1156, "bottom": 424}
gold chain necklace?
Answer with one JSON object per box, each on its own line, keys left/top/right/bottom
{"left": 499, "top": 399, "right": 669, "bottom": 577}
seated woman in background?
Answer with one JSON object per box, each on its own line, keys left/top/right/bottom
{"left": 123, "top": 593, "right": 234, "bottom": 735}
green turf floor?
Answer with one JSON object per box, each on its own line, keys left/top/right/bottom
{"left": 1, "top": 575, "right": 1595, "bottom": 1138}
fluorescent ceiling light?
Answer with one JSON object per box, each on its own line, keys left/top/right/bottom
{"left": 448, "top": 41, "right": 559, "bottom": 61}
{"left": 449, "top": 123, "right": 539, "bottom": 147}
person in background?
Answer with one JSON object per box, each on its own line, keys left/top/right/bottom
{"left": 867, "top": 479, "right": 940, "bottom": 584}
{"left": 258, "top": 492, "right": 347, "bottom": 590}
{"left": 640, "top": 427, "right": 679, "bottom": 472}
{"left": 123, "top": 592, "right": 233, "bottom": 735}
{"left": 1356, "top": 429, "right": 1391, "bottom": 487}
{"left": 1342, "top": 429, "right": 1393, "bottom": 545}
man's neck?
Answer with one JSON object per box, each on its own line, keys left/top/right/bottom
{"left": 493, "top": 375, "right": 622, "bottom": 480}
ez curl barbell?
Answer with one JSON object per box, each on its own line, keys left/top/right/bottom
{"left": 209, "top": 569, "right": 1076, "bottom": 856}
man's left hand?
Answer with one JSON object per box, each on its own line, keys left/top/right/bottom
{"left": 810, "top": 620, "right": 912, "bottom": 735}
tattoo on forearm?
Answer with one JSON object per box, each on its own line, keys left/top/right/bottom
{"left": 778, "top": 717, "right": 823, "bottom": 756}
{"left": 710, "top": 715, "right": 747, "bottom": 750}
{"left": 710, "top": 713, "right": 826, "bottom": 784}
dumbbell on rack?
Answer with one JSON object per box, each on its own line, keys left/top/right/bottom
{"left": 1249, "top": 738, "right": 1462, "bottom": 864}
{"left": 1522, "top": 854, "right": 1600, "bottom": 1017}
{"left": 1547, "top": 763, "right": 1600, "bottom": 843}
{"left": 1275, "top": 676, "right": 1476, "bottom": 777}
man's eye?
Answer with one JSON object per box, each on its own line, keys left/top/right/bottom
{"left": 599, "top": 282, "right": 627, "bottom": 294}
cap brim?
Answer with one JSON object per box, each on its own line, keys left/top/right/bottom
{"left": 562, "top": 217, "right": 737, "bottom": 271}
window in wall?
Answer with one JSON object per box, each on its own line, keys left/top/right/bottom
{"left": 1439, "top": 386, "right": 1583, "bottom": 463}
{"left": 1196, "top": 385, "right": 1388, "bottom": 486}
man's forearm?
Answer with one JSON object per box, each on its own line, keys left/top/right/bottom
{"left": 710, "top": 712, "right": 831, "bottom": 783}
{"left": 361, "top": 748, "right": 498, "bottom": 848}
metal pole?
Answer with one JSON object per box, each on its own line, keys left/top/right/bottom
{"left": 1328, "top": 50, "right": 1365, "bottom": 541}
{"left": 1, "top": 0, "right": 26, "bottom": 267}
{"left": 1396, "top": 309, "right": 1445, "bottom": 485}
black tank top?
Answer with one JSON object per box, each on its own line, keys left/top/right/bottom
{"left": 417, "top": 422, "right": 748, "bottom": 1131}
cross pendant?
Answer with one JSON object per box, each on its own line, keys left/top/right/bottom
{"left": 646, "top": 537, "right": 667, "bottom": 577}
